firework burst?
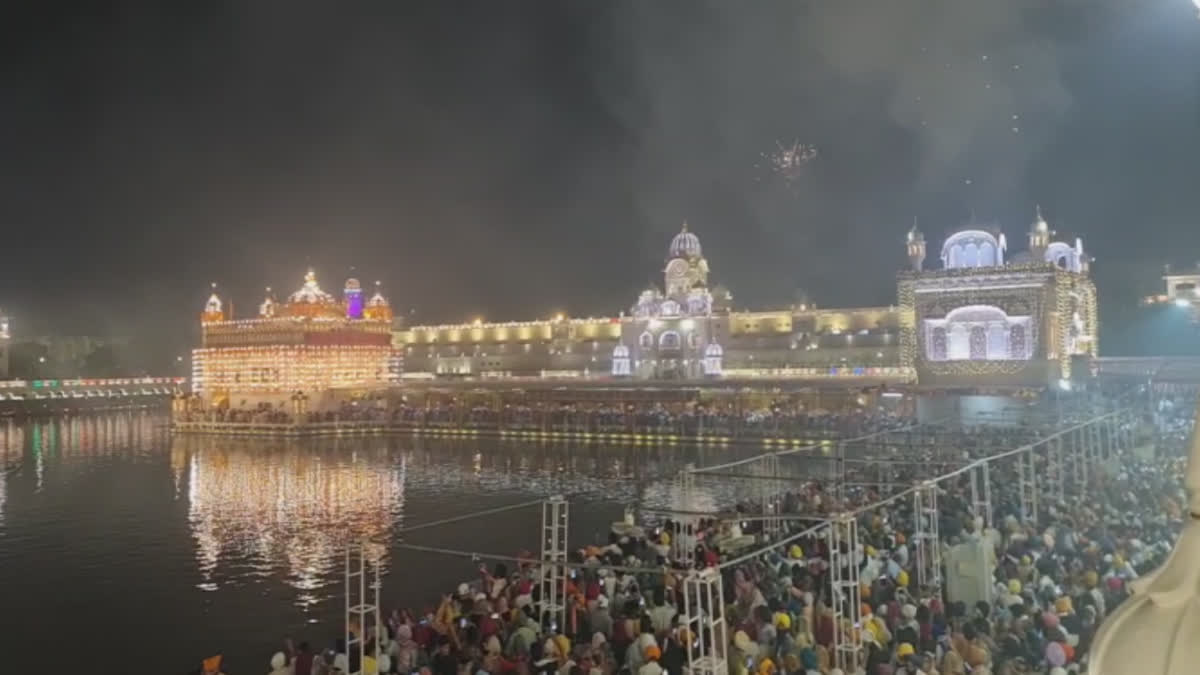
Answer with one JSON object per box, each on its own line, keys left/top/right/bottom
{"left": 757, "top": 140, "right": 818, "bottom": 189}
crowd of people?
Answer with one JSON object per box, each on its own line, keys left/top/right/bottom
{"left": 197, "top": 389, "right": 1188, "bottom": 675}
{"left": 177, "top": 396, "right": 914, "bottom": 441}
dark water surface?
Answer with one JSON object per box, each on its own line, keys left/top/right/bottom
{"left": 0, "top": 412, "right": 817, "bottom": 674}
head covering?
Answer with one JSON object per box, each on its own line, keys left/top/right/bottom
{"left": 202, "top": 655, "right": 223, "bottom": 673}
{"left": 644, "top": 645, "right": 662, "bottom": 661}
{"left": 774, "top": 612, "right": 792, "bottom": 630}
{"left": 1055, "top": 596, "right": 1073, "bottom": 615}
{"left": 897, "top": 642, "right": 915, "bottom": 657}
{"left": 271, "top": 652, "right": 286, "bottom": 669}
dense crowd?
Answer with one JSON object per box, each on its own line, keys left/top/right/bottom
{"left": 191, "top": 391, "right": 1189, "bottom": 675}
{"left": 177, "top": 398, "right": 914, "bottom": 440}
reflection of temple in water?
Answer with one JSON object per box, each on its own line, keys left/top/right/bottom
{"left": 181, "top": 437, "right": 406, "bottom": 602}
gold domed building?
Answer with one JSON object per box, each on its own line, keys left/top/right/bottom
{"left": 192, "top": 269, "right": 395, "bottom": 408}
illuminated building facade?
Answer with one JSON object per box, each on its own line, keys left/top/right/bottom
{"left": 1143, "top": 263, "right": 1200, "bottom": 323}
{"left": 192, "top": 270, "right": 394, "bottom": 404}
{"left": 395, "top": 223, "right": 907, "bottom": 381}
{"left": 898, "top": 208, "right": 1099, "bottom": 387}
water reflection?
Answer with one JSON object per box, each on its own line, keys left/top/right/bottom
{"left": 0, "top": 414, "right": 161, "bottom": 528}
{"left": 174, "top": 433, "right": 823, "bottom": 609}
{"left": 181, "top": 437, "right": 406, "bottom": 604}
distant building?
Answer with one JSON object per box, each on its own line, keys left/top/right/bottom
{"left": 395, "top": 210, "right": 1100, "bottom": 388}
{"left": 1143, "top": 263, "right": 1200, "bottom": 322}
{"left": 395, "top": 223, "right": 906, "bottom": 382}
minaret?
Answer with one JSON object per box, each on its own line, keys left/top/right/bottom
{"left": 1089, "top": 397, "right": 1200, "bottom": 674}
{"left": 906, "top": 220, "right": 926, "bottom": 272}
{"left": 1029, "top": 205, "right": 1051, "bottom": 263}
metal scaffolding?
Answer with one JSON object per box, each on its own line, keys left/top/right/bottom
{"left": 345, "top": 541, "right": 381, "bottom": 675}
{"left": 758, "top": 453, "right": 782, "bottom": 542}
{"left": 673, "top": 465, "right": 698, "bottom": 563}
{"left": 912, "top": 480, "right": 942, "bottom": 591}
{"left": 1017, "top": 445, "right": 1038, "bottom": 523}
{"left": 827, "top": 514, "right": 863, "bottom": 674}
{"left": 1045, "top": 435, "right": 1065, "bottom": 502}
{"left": 1070, "top": 426, "right": 1088, "bottom": 487}
{"left": 538, "top": 496, "right": 569, "bottom": 633}
{"left": 968, "top": 461, "right": 993, "bottom": 532}
{"left": 682, "top": 567, "right": 728, "bottom": 675}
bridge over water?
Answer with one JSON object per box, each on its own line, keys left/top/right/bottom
{"left": 0, "top": 376, "right": 185, "bottom": 413}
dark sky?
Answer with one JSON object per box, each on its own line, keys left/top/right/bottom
{"left": 1, "top": 0, "right": 1198, "bottom": 365}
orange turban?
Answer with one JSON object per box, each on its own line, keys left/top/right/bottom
{"left": 202, "top": 655, "right": 223, "bottom": 673}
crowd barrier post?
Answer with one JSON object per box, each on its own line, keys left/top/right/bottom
{"left": 673, "top": 466, "right": 698, "bottom": 563}
{"left": 1075, "top": 425, "right": 1087, "bottom": 486}
{"left": 537, "top": 496, "right": 569, "bottom": 633}
{"left": 827, "top": 514, "right": 863, "bottom": 674}
{"left": 683, "top": 567, "right": 729, "bottom": 675}
{"left": 759, "top": 454, "right": 782, "bottom": 542}
{"left": 345, "top": 540, "right": 381, "bottom": 675}
{"left": 1088, "top": 419, "right": 1102, "bottom": 476}
{"left": 913, "top": 480, "right": 942, "bottom": 591}
{"left": 1017, "top": 445, "right": 1038, "bottom": 523}
{"left": 969, "top": 461, "right": 993, "bottom": 531}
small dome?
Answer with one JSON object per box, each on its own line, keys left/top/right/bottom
{"left": 668, "top": 222, "right": 702, "bottom": 259}
{"left": 704, "top": 342, "right": 724, "bottom": 357}
{"left": 363, "top": 281, "right": 393, "bottom": 321}
{"left": 201, "top": 283, "right": 225, "bottom": 322}
{"left": 367, "top": 290, "right": 388, "bottom": 307}
{"left": 1033, "top": 205, "right": 1050, "bottom": 233}
{"left": 344, "top": 277, "right": 362, "bottom": 291}
{"left": 612, "top": 344, "right": 630, "bottom": 358}
{"left": 259, "top": 287, "right": 276, "bottom": 318}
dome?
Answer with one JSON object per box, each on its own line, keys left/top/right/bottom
{"left": 941, "top": 229, "right": 1006, "bottom": 269}
{"left": 612, "top": 344, "right": 630, "bottom": 358}
{"left": 704, "top": 342, "right": 724, "bottom": 357}
{"left": 344, "top": 277, "right": 362, "bottom": 291}
{"left": 668, "top": 222, "right": 702, "bottom": 259}
{"left": 1089, "top": 397, "right": 1200, "bottom": 675}
{"left": 283, "top": 269, "right": 342, "bottom": 319}
{"left": 288, "top": 269, "right": 337, "bottom": 305}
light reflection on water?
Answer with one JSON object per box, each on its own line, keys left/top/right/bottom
{"left": 0, "top": 412, "right": 828, "bottom": 673}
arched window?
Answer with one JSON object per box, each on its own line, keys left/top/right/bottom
{"left": 659, "top": 331, "right": 681, "bottom": 350}
{"left": 639, "top": 332, "right": 653, "bottom": 349}
{"left": 930, "top": 326, "right": 948, "bottom": 361}
{"left": 969, "top": 326, "right": 988, "bottom": 360}
{"left": 687, "top": 333, "right": 699, "bottom": 349}
{"left": 1009, "top": 325, "right": 1026, "bottom": 359}
{"left": 660, "top": 300, "right": 680, "bottom": 317}
{"left": 979, "top": 241, "right": 996, "bottom": 267}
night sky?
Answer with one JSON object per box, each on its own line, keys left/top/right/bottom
{"left": 1, "top": 1, "right": 1198, "bottom": 367}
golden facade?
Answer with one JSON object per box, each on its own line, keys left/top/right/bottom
{"left": 193, "top": 270, "right": 394, "bottom": 398}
